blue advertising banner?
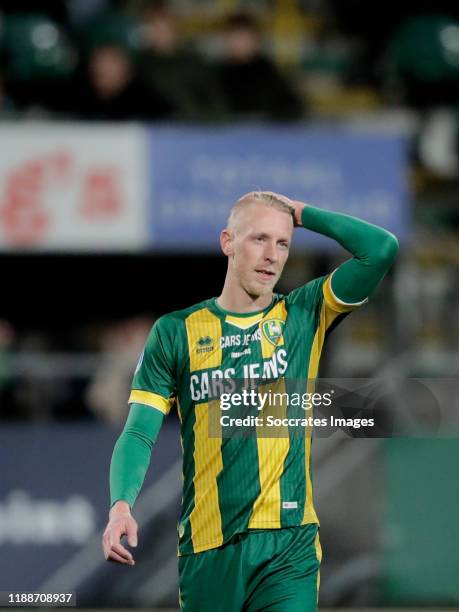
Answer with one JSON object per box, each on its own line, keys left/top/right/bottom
{"left": 148, "top": 125, "right": 409, "bottom": 252}
{"left": 0, "top": 422, "right": 180, "bottom": 594}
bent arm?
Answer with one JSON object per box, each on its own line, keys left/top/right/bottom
{"left": 300, "top": 205, "right": 399, "bottom": 303}
{"left": 110, "top": 402, "right": 164, "bottom": 508}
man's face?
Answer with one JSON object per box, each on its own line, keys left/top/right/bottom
{"left": 225, "top": 26, "right": 259, "bottom": 62}
{"left": 89, "top": 46, "right": 131, "bottom": 98}
{"left": 228, "top": 202, "right": 293, "bottom": 298}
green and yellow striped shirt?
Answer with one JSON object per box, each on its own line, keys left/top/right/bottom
{"left": 129, "top": 273, "right": 365, "bottom": 555}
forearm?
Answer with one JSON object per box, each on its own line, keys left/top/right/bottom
{"left": 300, "top": 205, "right": 399, "bottom": 302}
{"left": 110, "top": 403, "right": 164, "bottom": 508}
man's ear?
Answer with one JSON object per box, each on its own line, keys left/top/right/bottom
{"left": 220, "top": 229, "right": 234, "bottom": 256}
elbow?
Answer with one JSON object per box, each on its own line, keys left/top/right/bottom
{"left": 381, "top": 232, "right": 399, "bottom": 263}
{"left": 373, "top": 231, "right": 399, "bottom": 266}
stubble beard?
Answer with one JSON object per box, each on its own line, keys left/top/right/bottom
{"left": 243, "top": 276, "right": 275, "bottom": 300}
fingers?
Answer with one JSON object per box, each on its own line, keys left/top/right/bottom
{"left": 102, "top": 524, "right": 137, "bottom": 565}
{"left": 103, "top": 540, "right": 135, "bottom": 565}
{"left": 127, "top": 524, "right": 138, "bottom": 548}
{"left": 128, "top": 534, "right": 138, "bottom": 547}
{"left": 110, "top": 541, "right": 134, "bottom": 561}
{"left": 106, "top": 549, "right": 135, "bottom": 565}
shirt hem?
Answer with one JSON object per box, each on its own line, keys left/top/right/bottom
{"left": 177, "top": 517, "right": 320, "bottom": 556}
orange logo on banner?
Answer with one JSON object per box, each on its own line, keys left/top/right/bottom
{"left": 0, "top": 151, "right": 124, "bottom": 247}
{"left": 0, "top": 152, "right": 73, "bottom": 246}
{"left": 80, "top": 169, "right": 122, "bottom": 220}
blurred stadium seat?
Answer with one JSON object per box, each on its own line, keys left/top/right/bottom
{"left": 3, "top": 13, "right": 76, "bottom": 80}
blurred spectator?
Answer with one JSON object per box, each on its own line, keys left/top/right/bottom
{"left": 77, "top": 43, "right": 172, "bottom": 120}
{"left": 86, "top": 316, "right": 153, "bottom": 425}
{"left": 217, "top": 12, "right": 304, "bottom": 120}
{"left": 138, "top": 2, "right": 225, "bottom": 120}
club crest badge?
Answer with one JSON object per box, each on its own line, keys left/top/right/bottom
{"left": 261, "top": 319, "right": 285, "bottom": 346}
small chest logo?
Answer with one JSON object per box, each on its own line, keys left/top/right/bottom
{"left": 261, "top": 319, "right": 285, "bottom": 346}
{"left": 196, "top": 336, "right": 214, "bottom": 354}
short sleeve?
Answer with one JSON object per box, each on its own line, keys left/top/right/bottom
{"left": 129, "top": 315, "right": 176, "bottom": 415}
{"left": 287, "top": 273, "right": 367, "bottom": 335}
{"left": 287, "top": 276, "right": 327, "bottom": 310}
{"left": 323, "top": 269, "right": 369, "bottom": 313}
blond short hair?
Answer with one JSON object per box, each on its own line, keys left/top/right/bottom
{"left": 227, "top": 191, "right": 294, "bottom": 232}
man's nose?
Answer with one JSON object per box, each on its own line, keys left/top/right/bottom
{"left": 264, "top": 242, "right": 278, "bottom": 262}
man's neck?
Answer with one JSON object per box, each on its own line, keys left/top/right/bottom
{"left": 217, "top": 283, "right": 273, "bottom": 314}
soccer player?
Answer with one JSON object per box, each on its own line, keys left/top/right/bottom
{"left": 102, "top": 192, "right": 398, "bottom": 611}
